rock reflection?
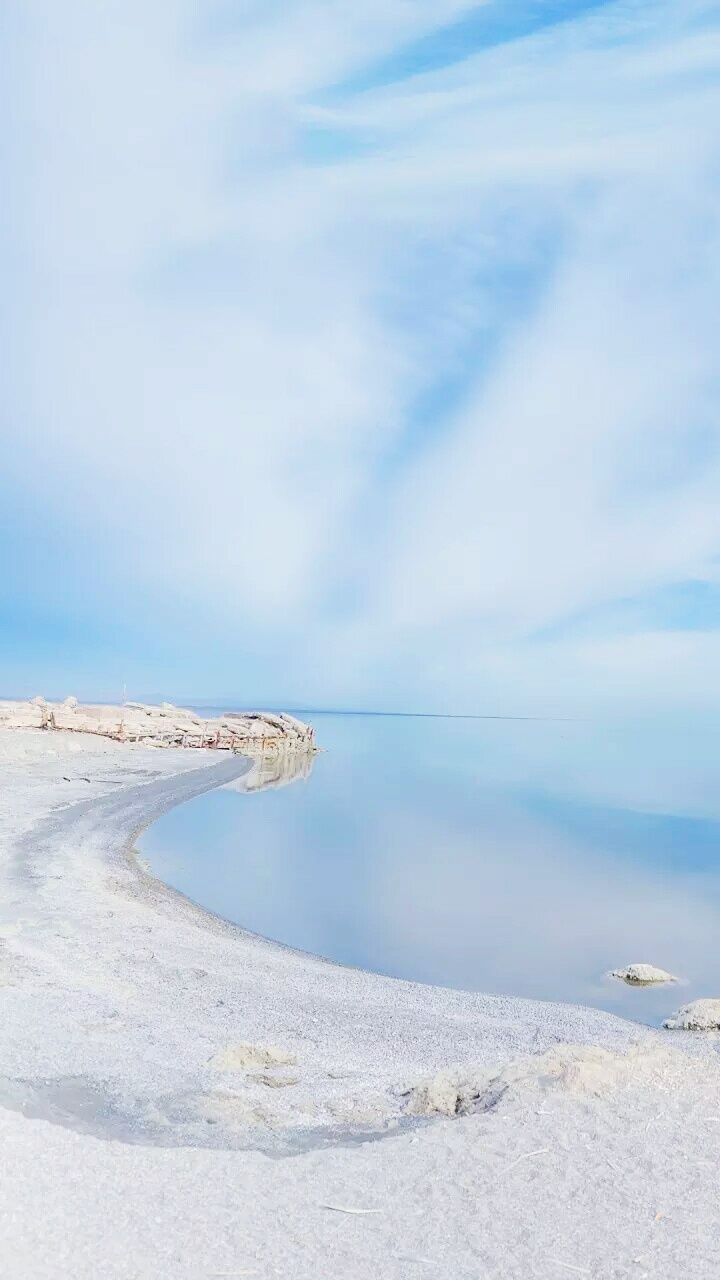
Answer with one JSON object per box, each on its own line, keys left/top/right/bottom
{"left": 223, "top": 747, "right": 316, "bottom": 795}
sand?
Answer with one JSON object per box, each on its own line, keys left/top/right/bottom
{"left": 0, "top": 725, "right": 719, "bottom": 1278}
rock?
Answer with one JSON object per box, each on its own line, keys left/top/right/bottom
{"left": 405, "top": 1069, "right": 468, "bottom": 1117}
{"left": 663, "top": 999, "right": 720, "bottom": 1031}
{"left": 611, "top": 964, "right": 678, "bottom": 986}
{"left": 209, "top": 1043, "right": 297, "bottom": 1071}
{"left": 404, "top": 1044, "right": 682, "bottom": 1117}
{"left": 0, "top": 698, "right": 314, "bottom": 753}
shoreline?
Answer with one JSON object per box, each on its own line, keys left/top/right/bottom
{"left": 131, "top": 774, "right": 673, "bottom": 1026}
{"left": 1, "top": 725, "right": 719, "bottom": 1276}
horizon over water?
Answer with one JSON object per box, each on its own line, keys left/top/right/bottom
{"left": 194, "top": 703, "right": 573, "bottom": 721}
{"left": 139, "top": 708, "right": 720, "bottom": 1025}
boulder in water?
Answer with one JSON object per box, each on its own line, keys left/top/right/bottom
{"left": 611, "top": 964, "right": 678, "bottom": 986}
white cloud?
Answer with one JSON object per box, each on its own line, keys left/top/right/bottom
{"left": 371, "top": 178, "right": 720, "bottom": 634}
{"left": 4, "top": 0, "right": 720, "bottom": 705}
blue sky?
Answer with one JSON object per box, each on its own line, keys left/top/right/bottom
{"left": 3, "top": 0, "right": 720, "bottom": 712}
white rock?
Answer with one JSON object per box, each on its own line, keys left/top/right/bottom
{"left": 611, "top": 964, "right": 678, "bottom": 986}
{"left": 405, "top": 1069, "right": 467, "bottom": 1116}
{"left": 663, "top": 999, "right": 720, "bottom": 1031}
{"left": 0, "top": 698, "right": 313, "bottom": 752}
{"left": 403, "top": 1044, "right": 679, "bottom": 1117}
{"left": 209, "top": 1043, "right": 297, "bottom": 1071}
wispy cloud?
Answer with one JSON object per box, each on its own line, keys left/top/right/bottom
{"left": 3, "top": 0, "right": 720, "bottom": 706}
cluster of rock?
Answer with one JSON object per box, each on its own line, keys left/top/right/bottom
{"left": 609, "top": 963, "right": 720, "bottom": 1032}
{"left": 0, "top": 697, "right": 315, "bottom": 755}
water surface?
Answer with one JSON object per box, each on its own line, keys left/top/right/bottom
{"left": 139, "top": 712, "right": 720, "bottom": 1024}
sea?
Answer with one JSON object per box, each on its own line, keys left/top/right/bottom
{"left": 138, "top": 709, "right": 720, "bottom": 1025}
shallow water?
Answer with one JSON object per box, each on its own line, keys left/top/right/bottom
{"left": 139, "top": 711, "right": 720, "bottom": 1025}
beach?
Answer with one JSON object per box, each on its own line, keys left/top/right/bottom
{"left": 1, "top": 717, "right": 719, "bottom": 1278}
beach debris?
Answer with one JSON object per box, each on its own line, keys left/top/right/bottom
{"left": 499, "top": 1147, "right": 550, "bottom": 1177}
{"left": 392, "top": 1256, "right": 437, "bottom": 1267}
{"left": 321, "top": 1204, "right": 382, "bottom": 1215}
{"left": 209, "top": 1043, "right": 297, "bottom": 1071}
{"left": 610, "top": 964, "right": 678, "bottom": 986}
{"left": 663, "top": 998, "right": 720, "bottom": 1030}
{"left": 62, "top": 695, "right": 78, "bottom": 709}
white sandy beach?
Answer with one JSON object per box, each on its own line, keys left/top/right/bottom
{"left": 1, "top": 718, "right": 719, "bottom": 1278}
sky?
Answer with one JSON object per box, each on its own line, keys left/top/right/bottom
{"left": 2, "top": 0, "right": 720, "bottom": 714}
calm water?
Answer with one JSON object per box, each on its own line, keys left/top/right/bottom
{"left": 139, "top": 711, "right": 720, "bottom": 1024}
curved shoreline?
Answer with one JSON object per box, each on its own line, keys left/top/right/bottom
{"left": 3, "top": 728, "right": 720, "bottom": 1277}
{"left": 130, "top": 771, "right": 662, "bottom": 1013}
{"left": 125, "top": 757, "right": 350, "bottom": 973}
{"left": 0, "top": 729, "right": 659, "bottom": 1141}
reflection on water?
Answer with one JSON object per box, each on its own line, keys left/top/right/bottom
{"left": 224, "top": 746, "right": 316, "bottom": 795}
{"left": 139, "top": 712, "right": 720, "bottom": 1024}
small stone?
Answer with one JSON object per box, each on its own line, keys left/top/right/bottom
{"left": 663, "top": 999, "right": 720, "bottom": 1031}
{"left": 610, "top": 964, "right": 678, "bottom": 986}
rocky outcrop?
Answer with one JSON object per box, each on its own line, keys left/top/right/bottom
{"left": 0, "top": 698, "right": 315, "bottom": 754}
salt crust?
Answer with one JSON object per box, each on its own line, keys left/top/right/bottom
{"left": 1, "top": 727, "right": 720, "bottom": 1278}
